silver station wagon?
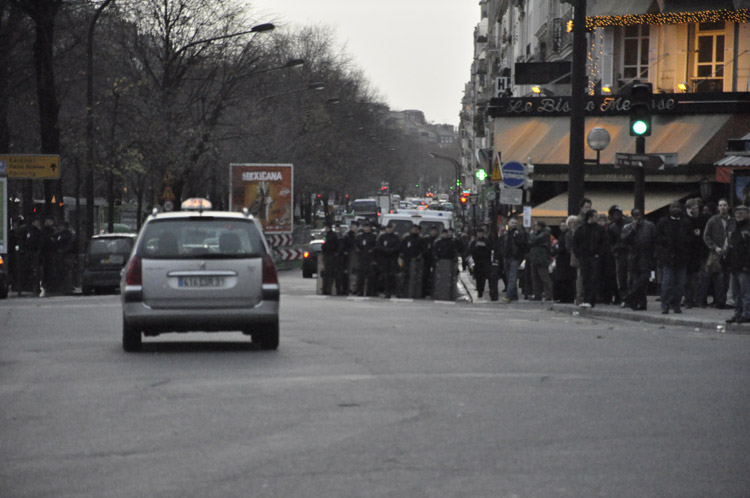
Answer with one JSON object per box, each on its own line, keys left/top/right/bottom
{"left": 120, "top": 199, "right": 280, "bottom": 351}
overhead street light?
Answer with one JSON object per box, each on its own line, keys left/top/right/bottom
{"left": 250, "top": 23, "right": 275, "bottom": 33}
{"left": 253, "top": 82, "right": 326, "bottom": 107}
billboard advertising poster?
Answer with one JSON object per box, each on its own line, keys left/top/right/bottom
{"left": 230, "top": 163, "right": 293, "bottom": 233}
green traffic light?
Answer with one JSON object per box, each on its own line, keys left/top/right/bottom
{"left": 632, "top": 120, "right": 648, "bottom": 136}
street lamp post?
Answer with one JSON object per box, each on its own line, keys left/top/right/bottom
{"left": 428, "top": 152, "right": 461, "bottom": 205}
{"left": 254, "top": 82, "right": 325, "bottom": 107}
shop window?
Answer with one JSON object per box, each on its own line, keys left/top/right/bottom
{"left": 622, "top": 25, "right": 649, "bottom": 80}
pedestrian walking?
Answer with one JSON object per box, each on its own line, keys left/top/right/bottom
{"left": 573, "top": 209, "right": 606, "bottom": 308}
{"left": 703, "top": 198, "right": 734, "bottom": 309}
{"left": 422, "top": 225, "right": 439, "bottom": 298}
{"left": 528, "top": 220, "right": 553, "bottom": 301}
{"left": 725, "top": 204, "right": 750, "bottom": 324}
{"left": 656, "top": 201, "right": 691, "bottom": 314}
{"left": 468, "top": 226, "right": 492, "bottom": 298}
{"left": 597, "top": 213, "right": 618, "bottom": 305}
{"left": 40, "top": 216, "right": 58, "bottom": 295}
{"left": 620, "top": 209, "right": 656, "bottom": 311}
{"left": 500, "top": 217, "right": 527, "bottom": 302}
{"left": 376, "top": 223, "right": 401, "bottom": 298}
{"left": 22, "top": 217, "right": 43, "bottom": 295}
{"left": 488, "top": 225, "right": 505, "bottom": 302}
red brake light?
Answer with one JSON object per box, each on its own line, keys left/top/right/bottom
{"left": 262, "top": 254, "right": 278, "bottom": 284}
{"left": 125, "top": 255, "right": 142, "bottom": 285}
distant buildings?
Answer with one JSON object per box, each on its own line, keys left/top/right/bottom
{"left": 387, "top": 110, "right": 457, "bottom": 148}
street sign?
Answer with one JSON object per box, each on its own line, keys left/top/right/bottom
{"left": 501, "top": 161, "right": 526, "bottom": 188}
{"left": 485, "top": 190, "right": 496, "bottom": 202}
{"left": 614, "top": 152, "right": 678, "bottom": 169}
{"left": 0, "top": 154, "right": 61, "bottom": 179}
{"left": 490, "top": 152, "right": 502, "bottom": 183}
{"left": 499, "top": 186, "right": 523, "bottom": 205}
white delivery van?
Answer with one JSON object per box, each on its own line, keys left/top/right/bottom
{"left": 380, "top": 210, "right": 453, "bottom": 238}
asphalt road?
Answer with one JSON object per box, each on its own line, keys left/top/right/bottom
{"left": 1, "top": 271, "right": 749, "bottom": 497}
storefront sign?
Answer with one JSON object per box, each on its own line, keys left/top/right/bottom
{"left": 488, "top": 92, "right": 750, "bottom": 118}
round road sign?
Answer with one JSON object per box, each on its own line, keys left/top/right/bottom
{"left": 500, "top": 161, "right": 525, "bottom": 188}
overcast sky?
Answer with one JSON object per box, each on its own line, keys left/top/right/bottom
{"left": 246, "top": 0, "right": 479, "bottom": 127}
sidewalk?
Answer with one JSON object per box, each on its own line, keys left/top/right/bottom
{"left": 457, "top": 270, "right": 750, "bottom": 335}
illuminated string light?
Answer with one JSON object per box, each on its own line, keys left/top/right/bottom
{"left": 568, "top": 9, "right": 750, "bottom": 31}
{"left": 585, "top": 9, "right": 750, "bottom": 29}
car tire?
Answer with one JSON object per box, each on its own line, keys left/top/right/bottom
{"left": 82, "top": 285, "right": 93, "bottom": 296}
{"left": 302, "top": 269, "right": 312, "bottom": 278}
{"left": 122, "top": 320, "right": 142, "bottom": 352}
{"left": 256, "top": 320, "right": 279, "bottom": 350}
{"left": 0, "top": 285, "right": 7, "bottom": 299}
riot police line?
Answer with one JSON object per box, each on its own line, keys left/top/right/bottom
{"left": 6, "top": 215, "right": 77, "bottom": 297}
{"left": 314, "top": 220, "right": 466, "bottom": 301}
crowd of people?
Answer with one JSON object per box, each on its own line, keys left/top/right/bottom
{"left": 314, "top": 195, "right": 750, "bottom": 325}
{"left": 6, "top": 216, "right": 77, "bottom": 296}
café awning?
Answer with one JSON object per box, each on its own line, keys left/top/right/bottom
{"left": 531, "top": 187, "right": 696, "bottom": 225}
{"left": 493, "top": 113, "right": 741, "bottom": 169}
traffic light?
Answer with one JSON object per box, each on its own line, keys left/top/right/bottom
{"left": 629, "top": 83, "right": 652, "bottom": 137}
{"left": 459, "top": 195, "right": 468, "bottom": 205}
{"left": 475, "top": 169, "right": 488, "bottom": 182}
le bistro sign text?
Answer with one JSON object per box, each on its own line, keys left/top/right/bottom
{"left": 487, "top": 92, "right": 750, "bottom": 118}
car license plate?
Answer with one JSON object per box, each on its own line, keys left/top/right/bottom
{"left": 179, "top": 276, "right": 224, "bottom": 288}
{"left": 110, "top": 255, "right": 124, "bottom": 265}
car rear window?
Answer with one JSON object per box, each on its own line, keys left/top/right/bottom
{"left": 88, "top": 238, "right": 133, "bottom": 255}
{"left": 139, "top": 218, "right": 265, "bottom": 259}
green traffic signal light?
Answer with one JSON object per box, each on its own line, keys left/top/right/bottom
{"left": 631, "top": 119, "right": 648, "bottom": 135}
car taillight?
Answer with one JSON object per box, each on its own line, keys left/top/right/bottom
{"left": 303, "top": 251, "right": 310, "bottom": 259}
{"left": 262, "top": 254, "right": 278, "bottom": 284}
{"left": 0, "top": 255, "right": 4, "bottom": 266}
{"left": 125, "top": 256, "right": 142, "bottom": 285}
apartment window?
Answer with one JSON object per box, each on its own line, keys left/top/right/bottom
{"left": 622, "top": 25, "right": 650, "bottom": 80}
{"left": 694, "top": 22, "right": 725, "bottom": 92}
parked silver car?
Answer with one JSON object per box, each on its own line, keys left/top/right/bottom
{"left": 120, "top": 202, "right": 280, "bottom": 351}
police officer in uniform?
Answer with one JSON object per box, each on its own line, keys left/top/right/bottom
{"left": 423, "top": 225, "right": 440, "bottom": 298}
{"left": 432, "top": 229, "right": 459, "bottom": 300}
{"left": 355, "top": 222, "right": 377, "bottom": 296}
{"left": 321, "top": 222, "right": 339, "bottom": 295}
{"left": 469, "top": 226, "right": 492, "bottom": 298}
{"left": 376, "top": 223, "right": 401, "bottom": 298}
{"left": 337, "top": 221, "right": 358, "bottom": 295}
{"left": 40, "top": 216, "right": 58, "bottom": 294}
{"left": 400, "top": 224, "right": 425, "bottom": 298}
{"left": 55, "top": 221, "right": 76, "bottom": 295}
{"left": 23, "top": 217, "right": 44, "bottom": 295}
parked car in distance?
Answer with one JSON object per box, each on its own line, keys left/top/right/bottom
{"left": 120, "top": 199, "right": 280, "bottom": 352}
{"left": 302, "top": 239, "right": 324, "bottom": 278}
{"left": 82, "top": 233, "right": 137, "bottom": 295}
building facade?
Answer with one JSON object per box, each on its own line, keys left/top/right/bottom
{"left": 461, "top": 0, "right": 750, "bottom": 223}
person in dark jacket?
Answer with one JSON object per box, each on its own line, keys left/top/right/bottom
{"left": 401, "top": 224, "right": 425, "bottom": 298}
{"left": 376, "top": 223, "right": 401, "bottom": 298}
{"left": 337, "top": 221, "right": 358, "bottom": 295}
{"left": 656, "top": 201, "right": 691, "bottom": 314}
{"left": 621, "top": 209, "right": 657, "bottom": 310}
{"left": 572, "top": 209, "right": 606, "bottom": 308}
{"left": 500, "top": 217, "right": 527, "bottom": 302}
{"left": 725, "top": 205, "right": 750, "bottom": 323}
{"left": 684, "top": 198, "right": 710, "bottom": 308}
{"left": 422, "top": 225, "right": 440, "bottom": 297}
{"left": 608, "top": 205, "right": 628, "bottom": 305}
{"left": 321, "top": 223, "right": 339, "bottom": 295}
{"left": 22, "top": 217, "right": 44, "bottom": 295}
{"left": 55, "top": 221, "right": 76, "bottom": 295}
{"left": 528, "top": 221, "right": 553, "bottom": 301}
{"left": 40, "top": 216, "right": 58, "bottom": 294}
{"left": 552, "top": 217, "right": 577, "bottom": 303}
{"left": 354, "top": 222, "right": 378, "bottom": 296}
{"left": 468, "top": 226, "right": 492, "bottom": 298}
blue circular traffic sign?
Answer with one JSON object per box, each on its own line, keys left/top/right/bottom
{"left": 501, "top": 161, "right": 525, "bottom": 188}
